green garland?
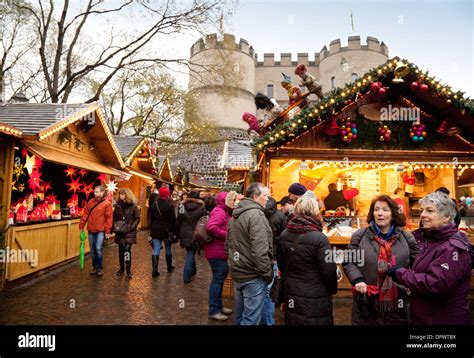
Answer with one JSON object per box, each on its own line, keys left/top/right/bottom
{"left": 253, "top": 57, "right": 473, "bottom": 153}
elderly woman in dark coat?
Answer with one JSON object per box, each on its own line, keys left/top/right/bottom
{"left": 113, "top": 188, "right": 140, "bottom": 279}
{"left": 277, "top": 193, "right": 338, "bottom": 325}
{"left": 390, "top": 191, "right": 472, "bottom": 325}
{"left": 344, "top": 195, "right": 418, "bottom": 325}
{"left": 176, "top": 191, "right": 206, "bottom": 283}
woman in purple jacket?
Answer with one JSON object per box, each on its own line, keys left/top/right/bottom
{"left": 205, "top": 191, "right": 237, "bottom": 321}
{"left": 390, "top": 191, "right": 472, "bottom": 325}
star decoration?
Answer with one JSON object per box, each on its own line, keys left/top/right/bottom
{"left": 28, "top": 170, "right": 42, "bottom": 192}
{"left": 25, "top": 154, "right": 36, "bottom": 175}
{"left": 43, "top": 181, "right": 52, "bottom": 192}
{"left": 105, "top": 180, "right": 118, "bottom": 194}
{"left": 18, "top": 183, "right": 25, "bottom": 192}
{"left": 66, "top": 177, "right": 82, "bottom": 194}
{"left": 34, "top": 157, "right": 43, "bottom": 170}
{"left": 13, "top": 164, "right": 25, "bottom": 178}
{"left": 82, "top": 182, "right": 94, "bottom": 199}
{"left": 21, "top": 148, "right": 29, "bottom": 157}
{"left": 64, "top": 166, "right": 77, "bottom": 178}
{"left": 46, "top": 193, "right": 58, "bottom": 204}
{"left": 96, "top": 173, "right": 107, "bottom": 183}
{"left": 78, "top": 169, "right": 88, "bottom": 177}
{"left": 12, "top": 181, "right": 17, "bottom": 191}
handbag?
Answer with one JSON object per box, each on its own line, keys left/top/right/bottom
{"left": 113, "top": 217, "right": 128, "bottom": 234}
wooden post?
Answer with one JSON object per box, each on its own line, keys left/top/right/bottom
{"left": 0, "top": 138, "right": 15, "bottom": 290}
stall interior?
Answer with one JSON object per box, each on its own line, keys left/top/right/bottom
{"left": 9, "top": 144, "right": 117, "bottom": 226}
{"left": 269, "top": 159, "right": 462, "bottom": 229}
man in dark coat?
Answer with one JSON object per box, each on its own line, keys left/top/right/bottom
{"left": 176, "top": 191, "right": 206, "bottom": 283}
{"left": 149, "top": 186, "right": 176, "bottom": 276}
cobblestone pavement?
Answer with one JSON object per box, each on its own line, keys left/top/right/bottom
{"left": 0, "top": 230, "right": 471, "bottom": 325}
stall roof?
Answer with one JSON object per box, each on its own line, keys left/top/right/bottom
{"left": 113, "top": 135, "right": 146, "bottom": 160}
{"left": 188, "top": 175, "right": 220, "bottom": 189}
{"left": 0, "top": 102, "right": 125, "bottom": 169}
{"left": 221, "top": 140, "right": 254, "bottom": 170}
{"left": 254, "top": 57, "right": 474, "bottom": 152}
{"left": 0, "top": 103, "right": 90, "bottom": 135}
{"left": 157, "top": 155, "right": 174, "bottom": 183}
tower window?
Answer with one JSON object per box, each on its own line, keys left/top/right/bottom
{"left": 331, "top": 76, "right": 336, "bottom": 89}
{"left": 351, "top": 73, "right": 358, "bottom": 84}
{"left": 267, "top": 83, "right": 274, "bottom": 98}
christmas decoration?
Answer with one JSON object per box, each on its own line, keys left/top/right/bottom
{"left": 43, "top": 181, "right": 52, "bottom": 192}
{"left": 78, "top": 169, "right": 88, "bottom": 177}
{"left": 66, "top": 177, "right": 82, "bottom": 194}
{"left": 281, "top": 73, "right": 307, "bottom": 108}
{"left": 410, "top": 122, "right": 427, "bottom": 143}
{"left": 377, "top": 124, "right": 392, "bottom": 142}
{"left": 28, "top": 170, "right": 42, "bottom": 192}
{"left": 64, "top": 166, "right": 77, "bottom": 178}
{"left": 242, "top": 112, "right": 264, "bottom": 137}
{"left": 339, "top": 117, "right": 358, "bottom": 143}
{"left": 34, "top": 157, "right": 43, "bottom": 170}
{"left": 96, "top": 173, "right": 107, "bottom": 183}
{"left": 295, "top": 63, "right": 324, "bottom": 100}
{"left": 105, "top": 180, "right": 118, "bottom": 194}
{"left": 46, "top": 193, "right": 58, "bottom": 204}
{"left": 404, "top": 171, "right": 415, "bottom": 194}
{"left": 82, "top": 182, "right": 94, "bottom": 199}
{"left": 25, "top": 153, "right": 36, "bottom": 174}
{"left": 21, "top": 148, "right": 28, "bottom": 158}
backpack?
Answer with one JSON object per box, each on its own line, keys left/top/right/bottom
{"left": 193, "top": 215, "right": 215, "bottom": 244}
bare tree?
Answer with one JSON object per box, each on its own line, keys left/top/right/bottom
{"left": 7, "top": 0, "right": 234, "bottom": 103}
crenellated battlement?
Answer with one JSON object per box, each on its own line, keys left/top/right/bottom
{"left": 255, "top": 36, "right": 389, "bottom": 67}
{"left": 190, "top": 33, "right": 256, "bottom": 60}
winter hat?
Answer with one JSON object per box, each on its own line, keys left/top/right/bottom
{"left": 242, "top": 112, "right": 256, "bottom": 122}
{"left": 288, "top": 183, "right": 307, "bottom": 196}
{"left": 281, "top": 73, "right": 292, "bottom": 85}
{"left": 159, "top": 186, "right": 170, "bottom": 199}
{"left": 188, "top": 190, "right": 200, "bottom": 199}
{"left": 295, "top": 63, "right": 308, "bottom": 76}
{"left": 279, "top": 196, "right": 293, "bottom": 206}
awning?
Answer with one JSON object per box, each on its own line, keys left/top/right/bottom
{"left": 23, "top": 142, "right": 130, "bottom": 179}
{"left": 127, "top": 167, "right": 156, "bottom": 185}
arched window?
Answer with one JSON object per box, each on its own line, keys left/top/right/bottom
{"left": 351, "top": 73, "right": 358, "bottom": 84}
{"left": 267, "top": 81, "right": 274, "bottom": 98}
{"left": 331, "top": 76, "right": 336, "bottom": 89}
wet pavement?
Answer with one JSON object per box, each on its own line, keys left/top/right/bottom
{"left": 0, "top": 230, "right": 470, "bottom": 325}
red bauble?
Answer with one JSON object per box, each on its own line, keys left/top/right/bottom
{"left": 370, "top": 82, "right": 381, "bottom": 92}
{"left": 420, "top": 84, "right": 429, "bottom": 92}
{"left": 378, "top": 87, "right": 387, "bottom": 96}
{"left": 410, "top": 82, "right": 419, "bottom": 90}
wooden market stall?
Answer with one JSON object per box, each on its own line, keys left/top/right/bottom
{"left": 252, "top": 57, "right": 474, "bottom": 289}
{"left": 0, "top": 102, "right": 129, "bottom": 284}
{"left": 114, "top": 136, "right": 159, "bottom": 228}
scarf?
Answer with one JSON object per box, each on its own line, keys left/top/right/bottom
{"left": 374, "top": 224, "right": 395, "bottom": 240}
{"left": 373, "top": 232, "right": 399, "bottom": 312}
{"left": 287, "top": 215, "right": 323, "bottom": 234}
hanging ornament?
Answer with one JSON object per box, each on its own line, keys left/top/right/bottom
{"left": 12, "top": 180, "right": 18, "bottom": 191}
{"left": 377, "top": 124, "right": 392, "bottom": 142}
{"left": 13, "top": 163, "right": 25, "bottom": 178}
{"left": 419, "top": 83, "right": 429, "bottom": 92}
{"left": 66, "top": 177, "right": 82, "bottom": 194}
{"left": 370, "top": 81, "right": 382, "bottom": 93}
{"left": 82, "top": 182, "right": 94, "bottom": 199}
{"left": 34, "top": 157, "right": 43, "bottom": 170}
{"left": 25, "top": 153, "right": 36, "bottom": 175}
{"left": 18, "top": 183, "right": 25, "bottom": 192}
{"left": 46, "top": 193, "right": 58, "bottom": 204}
{"left": 96, "top": 173, "right": 107, "bottom": 183}
{"left": 105, "top": 180, "right": 118, "bottom": 194}
{"left": 78, "top": 169, "right": 88, "bottom": 177}
{"left": 64, "top": 166, "right": 77, "bottom": 178}
{"left": 21, "top": 148, "right": 29, "bottom": 158}
{"left": 28, "top": 170, "right": 42, "bottom": 192}
{"left": 410, "top": 81, "right": 419, "bottom": 90}
{"left": 43, "top": 181, "right": 52, "bottom": 192}
{"left": 339, "top": 116, "right": 358, "bottom": 143}
{"left": 410, "top": 122, "right": 427, "bottom": 143}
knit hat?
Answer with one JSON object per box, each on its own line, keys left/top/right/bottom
{"left": 159, "top": 186, "right": 170, "bottom": 199}
{"left": 188, "top": 190, "right": 200, "bottom": 199}
{"left": 279, "top": 196, "right": 293, "bottom": 206}
{"left": 288, "top": 183, "right": 307, "bottom": 196}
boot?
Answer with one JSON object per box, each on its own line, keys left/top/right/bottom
{"left": 117, "top": 246, "right": 125, "bottom": 275}
{"left": 125, "top": 255, "right": 132, "bottom": 279}
{"left": 166, "top": 254, "right": 175, "bottom": 272}
{"left": 152, "top": 255, "right": 160, "bottom": 277}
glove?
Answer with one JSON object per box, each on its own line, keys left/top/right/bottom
{"left": 387, "top": 266, "right": 401, "bottom": 281}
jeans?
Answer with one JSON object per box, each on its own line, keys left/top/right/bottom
{"left": 260, "top": 262, "right": 278, "bottom": 325}
{"left": 207, "top": 259, "right": 228, "bottom": 315}
{"left": 88, "top": 232, "right": 105, "bottom": 270}
{"left": 152, "top": 238, "right": 172, "bottom": 256}
{"left": 235, "top": 278, "right": 267, "bottom": 325}
{"left": 183, "top": 247, "right": 197, "bottom": 283}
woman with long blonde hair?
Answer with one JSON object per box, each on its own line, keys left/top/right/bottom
{"left": 113, "top": 188, "right": 140, "bottom": 279}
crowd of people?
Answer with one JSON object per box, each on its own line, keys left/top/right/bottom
{"left": 78, "top": 181, "right": 473, "bottom": 326}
